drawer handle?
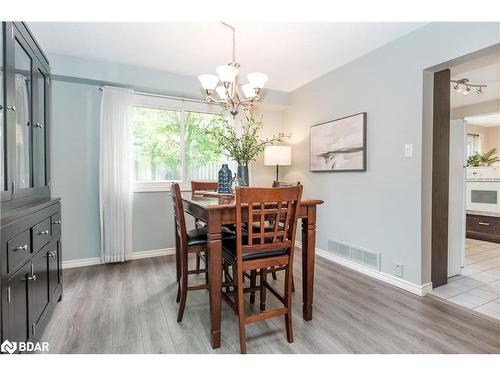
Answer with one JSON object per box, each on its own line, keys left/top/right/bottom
{"left": 14, "top": 244, "right": 28, "bottom": 252}
{"left": 478, "top": 222, "right": 490, "bottom": 226}
{"left": 26, "top": 274, "right": 37, "bottom": 281}
{"left": 38, "top": 230, "right": 50, "bottom": 235}
{"left": 52, "top": 220, "right": 61, "bottom": 225}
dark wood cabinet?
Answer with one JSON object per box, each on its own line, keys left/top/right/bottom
{"left": 466, "top": 213, "right": 500, "bottom": 243}
{"left": 1, "top": 22, "right": 61, "bottom": 353}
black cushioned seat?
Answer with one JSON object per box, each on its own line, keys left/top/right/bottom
{"left": 222, "top": 236, "right": 287, "bottom": 261}
{"left": 187, "top": 226, "right": 235, "bottom": 246}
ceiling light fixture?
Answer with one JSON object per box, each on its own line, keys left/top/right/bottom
{"left": 451, "top": 78, "right": 487, "bottom": 97}
{"left": 198, "top": 22, "right": 268, "bottom": 117}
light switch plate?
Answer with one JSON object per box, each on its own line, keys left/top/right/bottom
{"left": 404, "top": 144, "right": 413, "bottom": 157}
{"left": 395, "top": 263, "right": 404, "bottom": 278}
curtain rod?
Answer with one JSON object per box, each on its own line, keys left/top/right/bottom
{"left": 99, "top": 86, "right": 217, "bottom": 106}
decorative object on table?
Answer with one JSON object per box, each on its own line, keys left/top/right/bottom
{"left": 218, "top": 164, "right": 233, "bottom": 193}
{"left": 229, "top": 173, "right": 246, "bottom": 193}
{"left": 265, "top": 145, "right": 291, "bottom": 182}
{"left": 467, "top": 148, "right": 499, "bottom": 167}
{"left": 206, "top": 111, "right": 289, "bottom": 186}
{"left": 198, "top": 22, "right": 268, "bottom": 117}
{"left": 310, "top": 112, "right": 367, "bottom": 172}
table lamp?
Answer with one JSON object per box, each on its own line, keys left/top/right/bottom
{"left": 264, "top": 145, "right": 291, "bottom": 182}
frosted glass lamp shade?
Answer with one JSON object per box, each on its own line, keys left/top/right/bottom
{"left": 247, "top": 72, "right": 268, "bottom": 89}
{"left": 216, "top": 65, "right": 239, "bottom": 83}
{"left": 264, "top": 146, "right": 291, "bottom": 166}
{"left": 198, "top": 74, "right": 219, "bottom": 91}
{"left": 215, "top": 86, "right": 228, "bottom": 100}
{"left": 242, "top": 83, "right": 257, "bottom": 99}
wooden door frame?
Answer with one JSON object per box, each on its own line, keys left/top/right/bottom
{"left": 431, "top": 69, "right": 451, "bottom": 288}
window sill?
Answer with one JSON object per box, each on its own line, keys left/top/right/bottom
{"left": 133, "top": 181, "right": 191, "bottom": 193}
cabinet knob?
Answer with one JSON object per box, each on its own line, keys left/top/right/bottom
{"left": 14, "top": 244, "right": 28, "bottom": 252}
{"left": 7, "top": 105, "right": 16, "bottom": 112}
{"left": 48, "top": 251, "right": 56, "bottom": 258}
{"left": 38, "top": 230, "right": 50, "bottom": 235}
{"left": 52, "top": 220, "right": 61, "bottom": 225}
{"left": 26, "top": 274, "right": 37, "bottom": 281}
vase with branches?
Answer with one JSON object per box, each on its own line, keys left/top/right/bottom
{"left": 467, "top": 148, "right": 500, "bottom": 167}
{"left": 206, "top": 110, "right": 289, "bottom": 185}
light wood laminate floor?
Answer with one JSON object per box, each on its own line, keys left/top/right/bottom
{"left": 39, "top": 251, "right": 500, "bottom": 354}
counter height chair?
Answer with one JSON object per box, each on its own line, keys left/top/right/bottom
{"left": 171, "top": 182, "right": 234, "bottom": 322}
{"left": 222, "top": 185, "right": 303, "bottom": 353}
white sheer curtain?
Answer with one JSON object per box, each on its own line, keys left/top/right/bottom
{"left": 99, "top": 86, "right": 134, "bottom": 263}
{"left": 15, "top": 74, "right": 30, "bottom": 189}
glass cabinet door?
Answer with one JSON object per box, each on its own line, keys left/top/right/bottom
{"left": 13, "top": 36, "right": 33, "bottom": 191}
{"left": 33, "top": 66, "right": 47, "bottom": 188}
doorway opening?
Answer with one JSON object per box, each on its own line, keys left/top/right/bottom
{"left": 430, "top": 50, "right": 500, "bottom": 320}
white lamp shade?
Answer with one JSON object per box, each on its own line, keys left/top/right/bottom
{"left": 198, "top": 74, "right": 219, "bottom": 91}
{"left": 264, "top": 146, "right": 291, "bottom": 166}
{"left": 216, "top": 65, "right": 239, "bottom": 83}
{"left": 215, "top": 86, "right": 228, "bottom": 100}
{"left": 241, "top": 83, "right": 257, "bottom": 99}
{"left": 247, "top": 72, "right": 268, "bottom": 89}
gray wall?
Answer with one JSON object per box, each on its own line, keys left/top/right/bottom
{"left": 283, "top": 22, "right": 500, "bottom": 285}
{"left": 49, "top": 57, "right": 285, "bottom": 261}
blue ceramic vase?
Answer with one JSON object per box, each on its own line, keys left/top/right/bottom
{"left": 218, "top": 164, "right": 232, "bottom": 193}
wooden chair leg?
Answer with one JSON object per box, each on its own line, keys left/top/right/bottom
{"left": 249, "top": 270, "right": 257, "bottom": 304}
{"left": 271, "top": 266, "right": 277, "bottom": 280}
{"left": 292, "top": 275, "right": 295, "bottom": 293}
{"left": 236, "top": 265, "right": 247, "bottom": 354}
{"left": 284, "top": 265, "right": 293, "bottom": 343}
{"left": 177, "top": 252, "right": 188, "bottom": 322}
{"left": 196, "top": 253, "right": 201, "bottom": 272}
{"left": 260, "top": 268, "right": 267, "bottom": 311}
{"left": 232, "top": 264, "right": 238, "bottom": 314}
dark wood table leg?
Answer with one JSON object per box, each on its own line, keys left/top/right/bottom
{"left": 301, "top": 205, "right": 317, "bottom": 321}
{"left": 207, "top": 211, "right": 222, "bottom": 349}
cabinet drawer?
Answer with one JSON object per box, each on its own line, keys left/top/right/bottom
{"left": 32, "top": 218, "right": 51, "bottom": 253}
{"left": 7, "top": 230, "right": 31, "bottom": 274}
{"left": 51, "top": 211, "right": 61, "bottom": 237}
{"left": 467, "top": 215, "right": 500, "bottom": 235}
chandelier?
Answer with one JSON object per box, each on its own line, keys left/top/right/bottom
{"left": 198, "top": 22, "right": 268, "bottom": 117}
{"left": 451, "top": 79, "right": 487, "bottom": 96}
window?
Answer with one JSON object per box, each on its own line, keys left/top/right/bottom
{"left": 132, "top": 95, "right": 235, "bottom": 191}
{"left": 467, "top": 133, "right": 481, "bottom": 158}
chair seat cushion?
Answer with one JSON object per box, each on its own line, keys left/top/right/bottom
{"left": 222, "top": 237, "right": 287, "bottom": 261}
{"left": 187, "top": 226, "right": 235, "bottom": 246}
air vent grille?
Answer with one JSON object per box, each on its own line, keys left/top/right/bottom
{"left": 327, "top": 240, "right": 381, "bottom": 271}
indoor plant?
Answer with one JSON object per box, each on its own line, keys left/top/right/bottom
{"left": 467, "top": 148, "right": 500, "bottom": 167}
{"left": 207, "top": 110, "right": 289, "bottom": 185}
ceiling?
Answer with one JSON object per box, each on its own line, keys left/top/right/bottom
{"left": 465, "top": 112, "right": 500, "bottom": 127}
{"left": 451, "top": 51, "right": 500, "bottom": 108}
{"left": 28, "top": 22, "right": 425, "bottom": 92}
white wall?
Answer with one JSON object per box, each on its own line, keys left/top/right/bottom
{"left": 283, "top": 22, "right": 500, "bottom": 285}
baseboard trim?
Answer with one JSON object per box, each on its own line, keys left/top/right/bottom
{"left": 62, "top": 257, "right": 101, "bottom": 269}
{"left": 128, "top": 247, "right": 175, "bottom": 260}
{"left": 296, "top": 241, "right": 432, "bottom": 296}
{"left": 62, "top": 248, "right": 175, "bottom": 269}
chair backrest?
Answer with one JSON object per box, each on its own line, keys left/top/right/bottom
{"left": 234, "top": 185, "right": 303, "bottom": 261}
{"left": 191, "top": 180, "right": 218, "bottom": 194}
{"left": 171, "top": 182, "right": 188, "bottom": 245}
{"left": 272, "top": 181, "right": 300, "bottom": 188}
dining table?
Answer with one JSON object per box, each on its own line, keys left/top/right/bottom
{"left": 180, "top": 191, "right": 324, "bottom": 349}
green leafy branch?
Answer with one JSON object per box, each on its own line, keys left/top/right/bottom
{"left": 205, "top": 110, "right": 290, "bottom": 166}
{"left": 467, "top": 148, "right": 500, "bottom": 167}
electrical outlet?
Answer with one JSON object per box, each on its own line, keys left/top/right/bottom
{"left": 404, "top": 144, "right": 413, "bottom": 157}
{"left": 395, "top": 263, "right": 404, "bottom": 278}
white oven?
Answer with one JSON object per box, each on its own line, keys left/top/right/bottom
{"left": 466, "top": 167, "right": 500, "bottom": 214}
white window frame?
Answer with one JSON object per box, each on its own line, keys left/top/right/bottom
{"left": 132, "top": 94, "right": 226, "bottom": 192}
